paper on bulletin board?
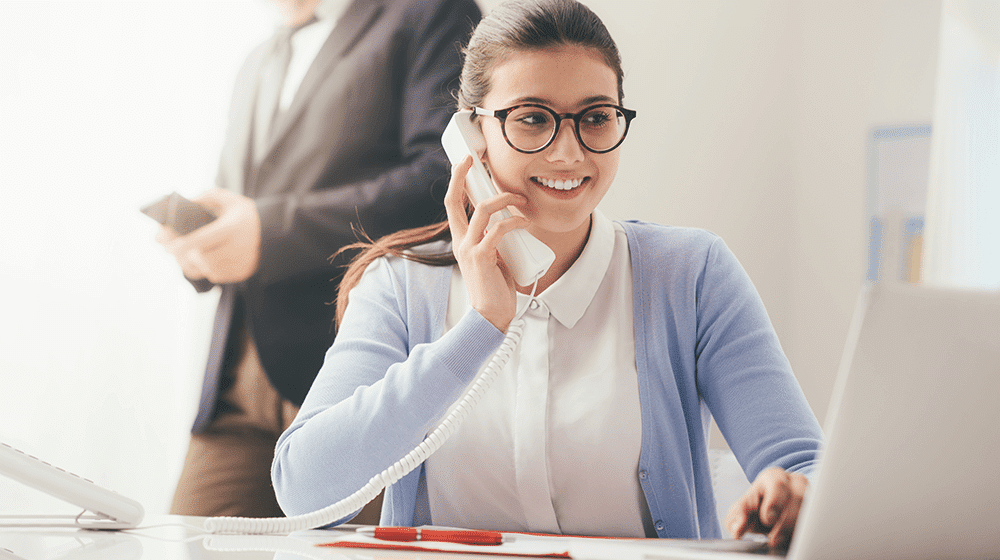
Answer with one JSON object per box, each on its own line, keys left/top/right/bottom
{"left": 866, "top": 125, "right": 932, "bottom": 284}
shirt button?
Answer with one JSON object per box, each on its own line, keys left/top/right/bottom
{"left": 638, "top": 470, "right": 648, "bottom": 480}
{"left": 529, "top": 300, "right": 540, "bottom": 310}
{"left": 655, "top": 520, "right": 665, "bottom": 532}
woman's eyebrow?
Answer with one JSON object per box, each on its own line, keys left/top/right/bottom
{"left": 580, "top": 94, "right": 617, "bottom": 105}
{"left": 505, "top": 94, "right": 618, "bottom": 107}
{"left": 505, "top": 96, "right": 552, "bottom": 106}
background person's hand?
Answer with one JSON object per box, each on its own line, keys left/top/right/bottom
{"left": 157, "top": 188, "right": 261, "bottom": 284}
{"left": 725, "top": 467, "right": 809, "bottom": 550}
{"left": 156, "top": 225, "right": 210, "bottom": 280}
{"left": 444, "top": 156, "right": 529, "bottom": 332}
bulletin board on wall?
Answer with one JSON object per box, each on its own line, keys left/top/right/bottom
{"left": 866, "top": 125, "right": 932, "bottom": 285}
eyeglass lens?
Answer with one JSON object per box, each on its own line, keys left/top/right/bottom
{"left": 503, "top": 106, "right": 628, "bottom": 152}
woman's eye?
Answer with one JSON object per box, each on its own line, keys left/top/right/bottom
{"left": 516, "top": 112, "right": 551, "bottom": 126}
{"left": 584, "top": 110, "right": 613, "bottom": 126}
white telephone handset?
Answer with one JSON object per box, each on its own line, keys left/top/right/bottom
{"left": 441, "top": 111, "right": 555, "bottom": 286}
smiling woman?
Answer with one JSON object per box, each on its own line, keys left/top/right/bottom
{"left": 0, "top": 1, "right": 271, "bottom": 515}
{"left": 271, "top": 0, "right": 823, "bottom": 548}
{"left": 471, "top": 46, "right": 623, "bottom": 276}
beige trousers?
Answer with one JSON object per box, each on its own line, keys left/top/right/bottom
{"left": 170, "top": 329, "right": 384, "bottom": 522}
{"left": 170, "top": 328, "right": 299, "bottom": 517}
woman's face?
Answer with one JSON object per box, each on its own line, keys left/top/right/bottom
{"left": 479, "top": 45, "right": 621, "bottom": 242}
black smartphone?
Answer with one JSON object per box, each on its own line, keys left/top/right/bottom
{"left": 140, "top": 192, "right": 217, "bottom": 235}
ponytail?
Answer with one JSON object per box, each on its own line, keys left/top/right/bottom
{"left": 334, "top": 221, "right": 456, "bottom": 326}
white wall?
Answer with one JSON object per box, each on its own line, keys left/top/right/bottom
{"left": 787, "top": 1, "right": 941, "bottom": 423}
{"left": 0, "top": 1, "right": 273, "bottom": 516}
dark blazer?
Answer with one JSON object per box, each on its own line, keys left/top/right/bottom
{"left": 191, "top": 0, "right": 481, "bottom": 432}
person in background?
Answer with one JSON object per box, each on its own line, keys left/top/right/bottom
{"left": 157, "top": 0, "right": 481, "bottom": 520}
{"left": 272, "top": 0, "right": 823, "bottom": 548}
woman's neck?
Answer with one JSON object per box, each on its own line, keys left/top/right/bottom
{"left": 517, "top": 215, "right": 592, "bottom": 295}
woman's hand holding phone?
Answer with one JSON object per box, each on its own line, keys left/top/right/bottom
{"left": 445, "top": 156, "right": 530, "bottom": 333}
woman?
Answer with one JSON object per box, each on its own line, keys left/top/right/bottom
{"left": 273, "top": 0, "right": 822, "bottom": 549}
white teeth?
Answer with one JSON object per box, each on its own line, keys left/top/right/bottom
{"left": 536, "top": 177, "right": 584, "bottom": 190}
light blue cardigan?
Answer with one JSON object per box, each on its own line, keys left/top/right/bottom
{"left": 272, "top": 221, "right": 823, "bottom": 539}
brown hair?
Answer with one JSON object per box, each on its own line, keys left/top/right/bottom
{"left": 334, "top": 0, "right": 624, "bottom": 325}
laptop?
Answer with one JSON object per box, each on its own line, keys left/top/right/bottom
{"left": 785, "top": 283, "right": 1000, "bottom": 560}
{"left": 647, "top": 284, "right": 1000, "bottom": 560}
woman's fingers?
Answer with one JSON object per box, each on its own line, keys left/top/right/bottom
{"left": 758, "top": 471, "right": 791, "bottom": 527}
{"left": 444, "top": 156, "right": 475, "bottom": 240}
{"left": 726, "top": 483, "right": 763, "bottom": 538}
{"left": 443, "top": 155, "right": 533, "bottom": 332}
{"left": 765, "top": 473, "right": 807, "bottom": 549}
{"left": 447, "top": 154, "right": 528, "bottom": 253}
{"left": 466, "top": 191, "right": 528, "bottom": 242}
{"left": 726, "top": 467, "right": 809, "bottom": 550}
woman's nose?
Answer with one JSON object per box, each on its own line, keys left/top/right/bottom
{"left": 545, "top": 118, "right": 586, "bottom": 163}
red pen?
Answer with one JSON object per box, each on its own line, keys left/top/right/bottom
{"left": 356, "top": 526, "right": 506, "bottom": 545}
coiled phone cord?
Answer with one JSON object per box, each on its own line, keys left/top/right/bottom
{"left": 204, "top": 313, "right": 529, "bottom": 534}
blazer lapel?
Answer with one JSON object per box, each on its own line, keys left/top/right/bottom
{"left": 266, "top": 0, "right": 385, "bottom": 151}
{"left": 232, "top": 43, "right": 273, "bottom": 193}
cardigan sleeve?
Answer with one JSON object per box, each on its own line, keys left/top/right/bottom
{"left": 624, "top": 221, "right": 823, "bottom": 539}
{"left": 693, "top": 236, "right": 823, "bottom": 481}
{"left": 271, "top": 256, "right": 506, "bottom": 520}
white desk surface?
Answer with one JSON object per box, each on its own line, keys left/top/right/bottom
{"left": 0, "top": 515, "right": 772, "bottom": 560}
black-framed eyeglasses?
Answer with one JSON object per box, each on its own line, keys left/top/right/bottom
{"left": 473, "top": 103, "right": 637, "bottom": 154}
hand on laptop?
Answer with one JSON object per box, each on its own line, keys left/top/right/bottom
{"left": 725, "top": 467, "right": 808, "bottom": 550}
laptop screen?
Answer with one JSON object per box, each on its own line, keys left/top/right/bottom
{"left": 789, "top": 284, "right": 1000, "bottom": 560}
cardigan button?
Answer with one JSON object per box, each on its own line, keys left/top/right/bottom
{"left": 655, "top": 520, "right": 665, "bottom": 532}
{"left": 638, "top": 470, "right": 648, "bottom": 480}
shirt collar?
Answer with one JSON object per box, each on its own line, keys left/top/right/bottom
{"left": 284, "top": 0, "right": 343, "bottom": 56}
{"left": 524, "top": 209, "right": 616, "bottom": 329}
{"left": 314, "top": 0, "right": 350, "bottom": 23}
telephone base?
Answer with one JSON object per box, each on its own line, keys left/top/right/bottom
{"left": 0, "top": 513, "right": 136, "bottom": 530}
